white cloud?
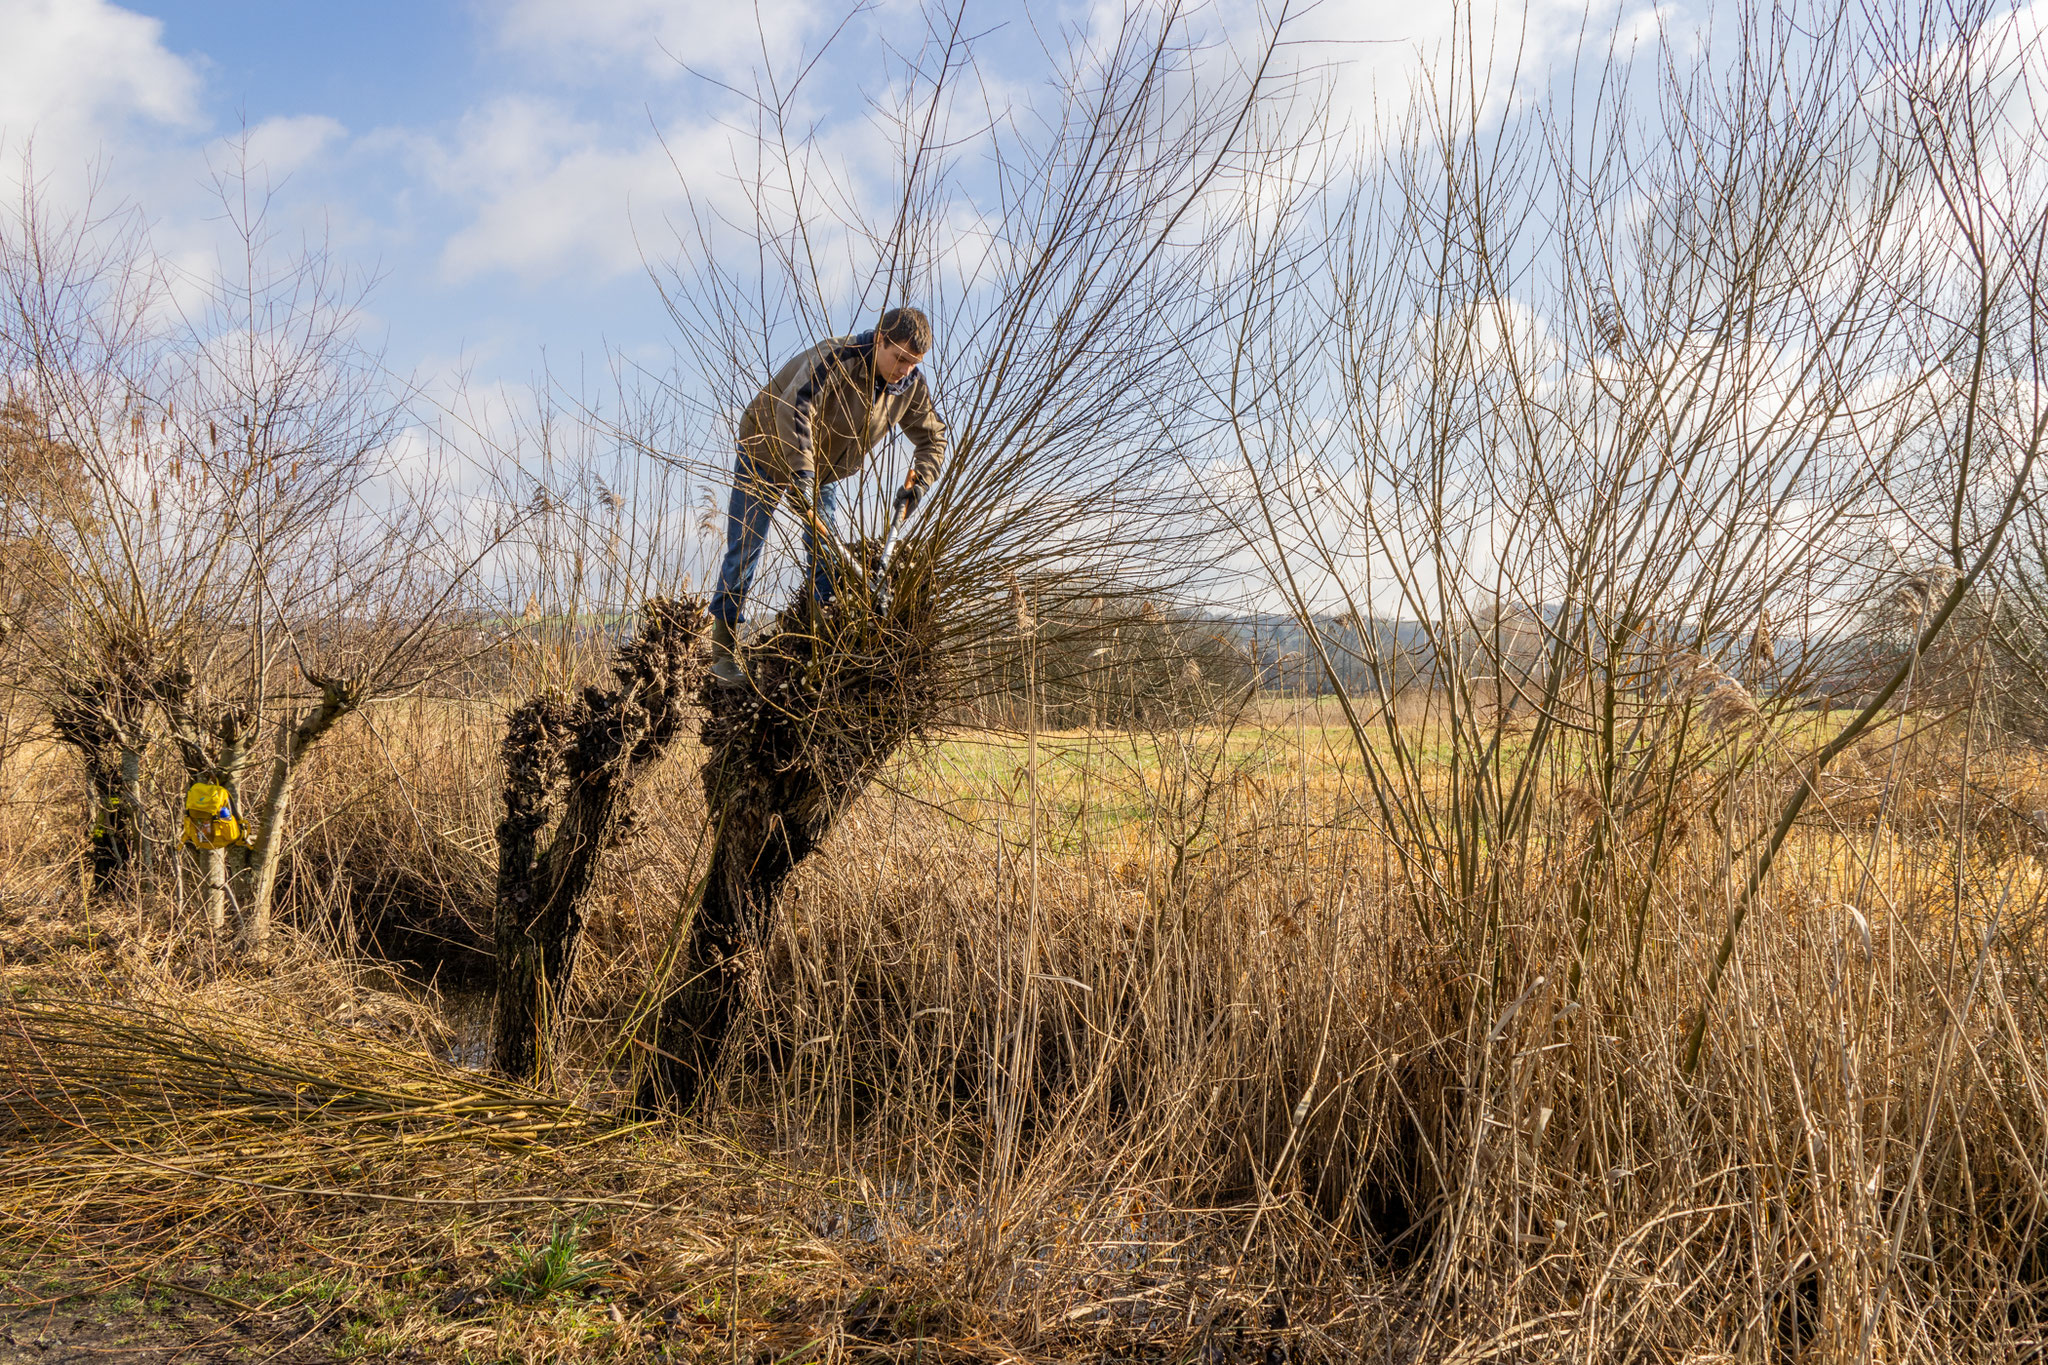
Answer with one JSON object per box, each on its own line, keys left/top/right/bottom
{"left": 1212, "top": 0, "right": 1679, "bottom": 154}
{"left": 422, "top": 96, "right": 721, "bottom": 282}
{"left": 494, "top": 0, "right": 819, "bottom": 79}
{"left": 419, "top": 88, "right": 849, "bottom": 287}
{"left": 237, "top": 113, "right": 347, "bottom": 180}
{"left": 0, "top": 0, "right": 201, "bottom": 179}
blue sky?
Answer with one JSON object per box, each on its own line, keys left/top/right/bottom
{"left": 75, "top": 0, "right": 765, "bottom": 379}
{"left": 1, "top": 0, "right": 1674, "bottom": 416}
{"left": 133, "top": 3, "right": 475, "bottom": 130}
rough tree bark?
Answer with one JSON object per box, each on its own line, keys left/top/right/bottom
{"left": 636, "top": 554, "right": 940, "bottom": 1114}
{"left": 491, "top": 596, "right": 706, "bottom": 1081}
{"left": 48, "top": 651, "right": 154, "bottom": 898}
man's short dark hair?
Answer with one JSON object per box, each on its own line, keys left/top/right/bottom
{"left": 877, "top": 307, "right": 932, "bottom": 356}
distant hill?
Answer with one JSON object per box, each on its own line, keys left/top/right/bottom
{"left": 1201, "top": 613, "right": 1435, "bottom": 695}
{"left": 1202, "top": 610, "right": 1863, "bottom": 700}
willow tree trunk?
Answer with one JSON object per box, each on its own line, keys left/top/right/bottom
{"left": 636, "top": 568, "right": 940, "bottom": 1115}
{"left": 164, "top": 697, "right": 253, "bottom": 936}
{"left": 223, "top": 677, "right": 364, "bottom": 955}
{"left": 492, "top": 597, "right": 705, "bottom": 1081}
{"left": 51, "top": 676, "right": 150, "bottom": 899}
{"left": 86, "top": 748, "right": 144, "bottom": 896}
{"left": 636, "top": 751, "right": 819, "bottom": 1112}
{"left": 196, "top": 845, "right": 228, "bottom": 933}
{"left": 493, "top": 695, "right": 571, "bottom": 1081}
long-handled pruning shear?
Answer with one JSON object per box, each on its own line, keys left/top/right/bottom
{"left": 869, "top": 500, "right": 910, "bottom": 614}
{"left": 795, "top": 475, "right": 912, "bottom": 617}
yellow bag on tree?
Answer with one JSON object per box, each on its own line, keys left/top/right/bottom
{"left": 182, "top": 782, "right": 243, "bottom": 850}
{"left": 90, "top": 794, "right": 120, "bottom": 843}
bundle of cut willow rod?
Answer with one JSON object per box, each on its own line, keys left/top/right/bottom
{"left": 0, "top": 996, "right": 606, "bottom": 1148}
{"left": 0, "top": 994, "right": 685, "bottom": 1289}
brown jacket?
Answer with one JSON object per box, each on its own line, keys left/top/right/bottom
{"left": 738, "top": 332, "right": 948, "bottom": 487}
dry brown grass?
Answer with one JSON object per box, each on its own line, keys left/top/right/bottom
{"left": 4, "top": 689, "right": 2048, "bottom": 1362}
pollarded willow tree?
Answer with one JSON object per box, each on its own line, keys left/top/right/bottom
{"left": 1217, "top": 0, "right": 2048, "bottom": 1340}
{"left": 612, "top": 0, "right": 1332, "bottom": 1109}
{"left": 0, "top": 153, "right": 493, "bottom": 952}
{"left": 1228, "top": 0, "right": 2047, "bottom": 1008}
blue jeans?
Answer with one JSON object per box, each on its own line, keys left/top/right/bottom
{"left": 710, "top": 452, "right": 849, "bottom": 626}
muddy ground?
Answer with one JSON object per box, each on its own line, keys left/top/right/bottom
{"left": 0, "top": 1273, "right": 345, "bottom": 1363}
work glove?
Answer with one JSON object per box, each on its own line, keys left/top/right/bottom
{"left": 787, "top": 468, "right": 818, "bottom": 523}
{"left": 892, "top": 481, "right": 922, "bottom": 522}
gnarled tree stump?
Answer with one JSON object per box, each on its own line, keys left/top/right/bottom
{"left": 636, "top": 549, "right": 941, "bottom": 1113}
{"left": 492, "top": 596, "right": 707, "bottom": 1080}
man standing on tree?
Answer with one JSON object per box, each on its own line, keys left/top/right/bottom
{"left": 709, "top": 306, "right": 947, "bottom": 685}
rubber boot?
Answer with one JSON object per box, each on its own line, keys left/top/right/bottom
{"left": 710, "top": 618, "right": 744, "bottom": 686}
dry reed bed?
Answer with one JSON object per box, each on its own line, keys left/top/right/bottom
{"left": 0, "top": 968, "right": 1343, "bottom": 1361}
{"left": 5, "top": 701, "right": 2048, "bottom": 1359}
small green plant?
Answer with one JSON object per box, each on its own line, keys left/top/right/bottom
{"left": 495, "top": 1218, "right": 606, "bottom": 1304}
{"left": 280, "top": 1274, "right": 352, "bottom": 1306}
{"left": 336, "top": 1318, "right": 407, "bottom": 1360}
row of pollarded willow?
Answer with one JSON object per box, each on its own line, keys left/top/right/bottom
{"left": 0, "top": 153, "right": 498, "bottom": 951}
{"left": 490, "top": 2, "right": 1339, "bottom": 1093}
